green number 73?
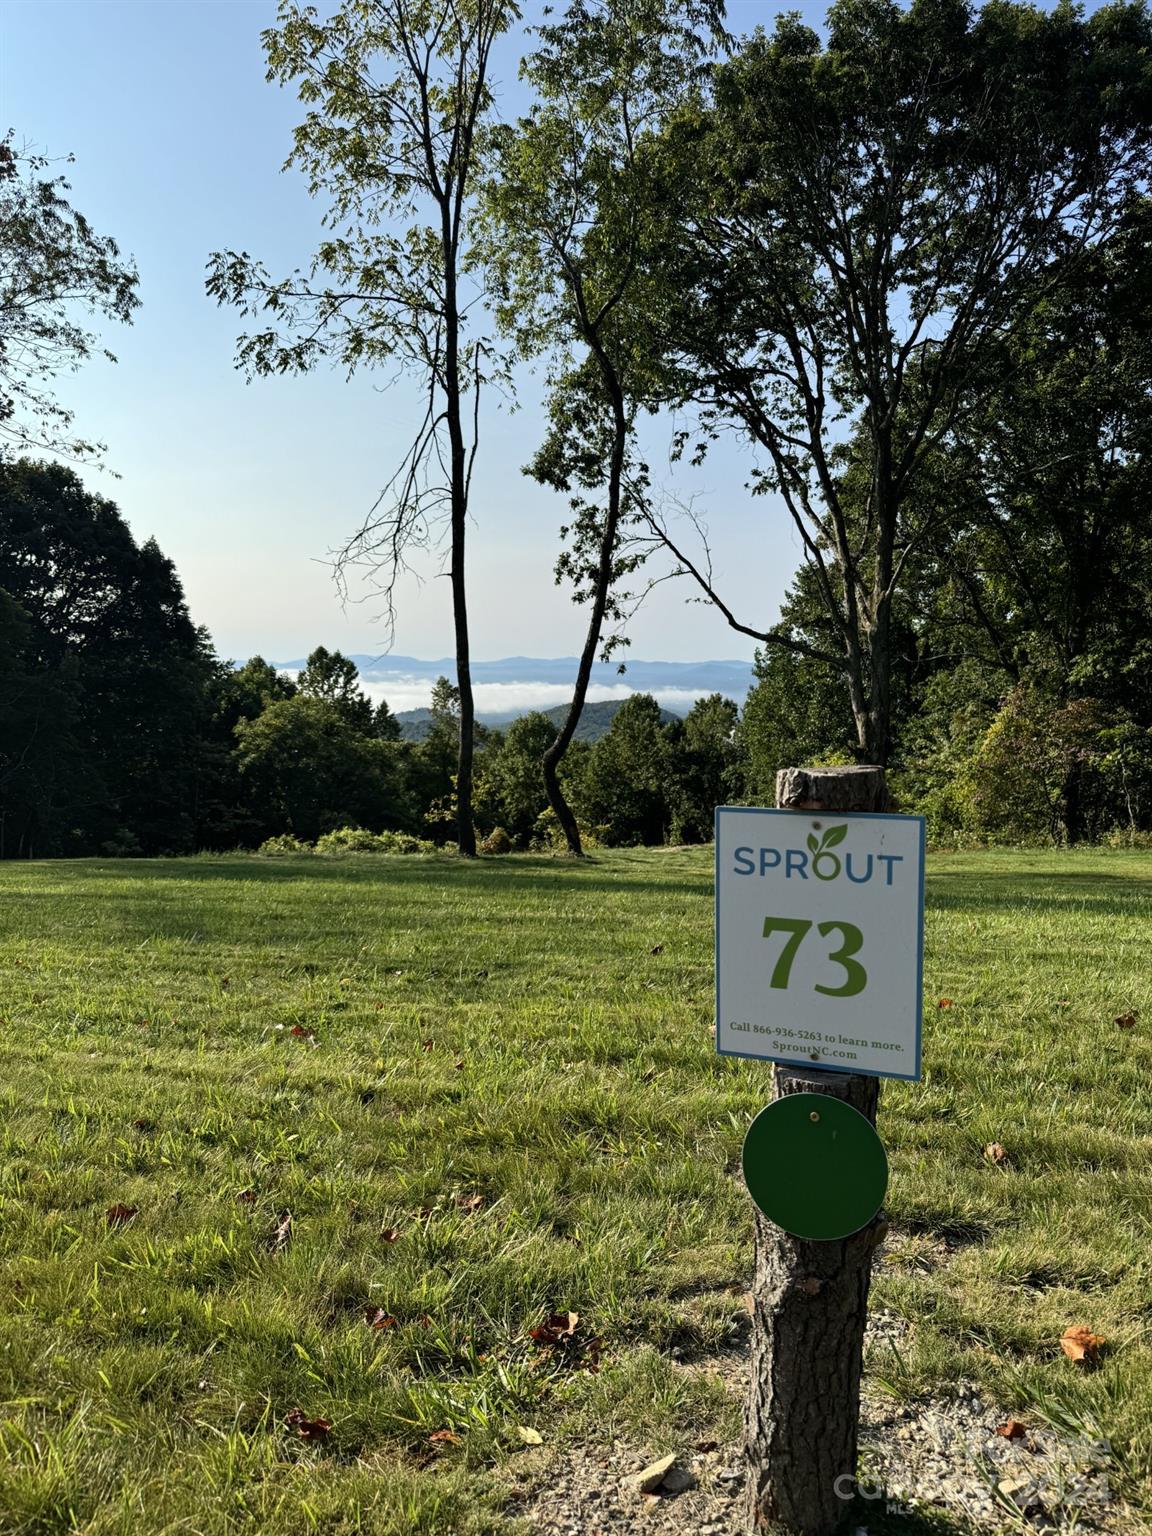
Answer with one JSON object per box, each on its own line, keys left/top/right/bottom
{"left": 761, "top": 916, "right": 867, "bottom": 997}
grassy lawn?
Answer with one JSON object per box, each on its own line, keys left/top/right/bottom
{"left": 0, "top": 847, "right": 1150, "bottom": 1534}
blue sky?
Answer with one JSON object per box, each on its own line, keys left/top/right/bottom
{"left": 3, "top": 0, "right": 826, "bottom": 666}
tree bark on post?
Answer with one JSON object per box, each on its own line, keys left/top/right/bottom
{"left": 744, "top": 764, "right": 887, "bottom": 1536}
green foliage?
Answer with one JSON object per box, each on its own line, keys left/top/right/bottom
{"left": 472, "top": 712, "right": 554, "bottom": 846}
{"left": 478, "top": 826, "right": 512, "bottom": 855}
{"left": 314, "top": 826, "right": 432, "bottom": 855}
{"left": 738, "top": 647, "right": 855, "bottom": 805}
{"left": 647, "top": 0, "right": 1152, "bottom": 761}
{"left": 572, "top": 694, "right": 673, "bottom": 846}
{"left": 666, "top": 693, "right": 743, "bottom": 842}
{"left": 0, "top": 132, "right": 139, "bottom": 460}
{"left": 258, "top": 832, "right": 313, "bottom": 856}
{"left": 296, "top": 645, "right": 376, "bottom": 733}
{"left": 0, "top": 458, "right": 218, "bottom": 857}
{"left": 965, "top": 690, "right": 1121, "bottom": 846}
{"left": 234, "top": 697, "right": 412, "bottom": 843}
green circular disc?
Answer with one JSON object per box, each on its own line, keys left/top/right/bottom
{"left": 742, "top": 1094, "right": 888, "bottom": 1240}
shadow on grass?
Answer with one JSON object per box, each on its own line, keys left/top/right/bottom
{"left": 47, "top": 854, "right": 715, "bottom": 901}
{"left": 926, "top": 869, "right": 1150, "bottom": 918}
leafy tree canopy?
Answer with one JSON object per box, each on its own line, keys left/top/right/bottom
{"left": 0, "top": 133, "right": 139, "bottom": 463}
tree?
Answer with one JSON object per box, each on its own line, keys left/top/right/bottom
{"left": 297, "top": 645, "right": 375, "bottom": 733}
{"left": 233, "top": 695, "right": 410, "bottom": 842}
{"left": 0, "top": 458, "right": 216, "bottom": 855}
{"left": 408, "top": 675, "right": 464, "bottom": 839}
{"left": 485, "top": 0, "right": 722, "bottom": 854}
{"left": 207, "top": 0, "right": 519, "bottom": 857}
{"left": 573, "top": 692, "right": 672, "bottom": 844}
{"left": 0, "top": 587, "right": 80, "bottom": 858}
{"left": 374, "top": 698, "right": 402, "bottom": 741}
{"left": 922, "top": 206, "right": 1152, "bottom": 667}
{"left": 217, "top": 656, "right": 297, "bottom": 730}
{"left": 647, "top": 0, "right": 1152, "bottom": 764}
{"left": 0, "top": 133, "right": 139, "bottom": 462}
{"left": 667, "top": 691, "right": 742, "bottom": 841}
{"left": 473, "top": 710, "right": 555, "bottom": 844}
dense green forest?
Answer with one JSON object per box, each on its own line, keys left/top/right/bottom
{"left": 2, "top": 446, "right": 1150, "bottom": 857}
{"left": 3, "top": 0, "right": 1151, "bottom": 857}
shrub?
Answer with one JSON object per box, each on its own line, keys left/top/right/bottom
{"left": 314, "top": 826, "right": 435, "bottom": 856}
{"left": 376, "top": 830, "right": 433, "bottom": 854}
{"left": 480, "top": 826, "right": 513, "bottom": 854}
{"left": 1103, "top": 828, "right": 1152, "bottom": 850}
{"left": 315, "top": 826, "right": 381, "bottom": 854}
{"left": 530, "top": 807, "right": 601, "bottom": 851}
{"left": 257, "top": 833, "right": 312, "bottom": 856}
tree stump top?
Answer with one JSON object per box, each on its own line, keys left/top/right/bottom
{"left": 775, "top": 764, "right": 888, "bottom": 813}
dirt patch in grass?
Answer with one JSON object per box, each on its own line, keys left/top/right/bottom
{"left": 512, "top": 1311, "right": 1139, "bottom": 1536}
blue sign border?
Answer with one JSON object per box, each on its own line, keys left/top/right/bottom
{"left": 714, "top": 804, "right": 926, "bottom": 1082}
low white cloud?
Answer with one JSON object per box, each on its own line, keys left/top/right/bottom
{"left": 354, "top": 677, "right": 714, "bottom": 718}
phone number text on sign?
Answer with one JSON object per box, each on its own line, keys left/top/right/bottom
{"left": 715, "top": 806, "right": 926, "bottom": 1081}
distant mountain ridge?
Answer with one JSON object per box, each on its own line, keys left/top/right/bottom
{"left": 394, "top": 697, "right": 682, "bottom": 743}
{"left": 275, "top": 653, "right": 755, "bottom": 696}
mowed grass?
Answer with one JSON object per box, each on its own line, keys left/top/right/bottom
{"left": 0, "top": 847, "right": 1149, "bottom": 1534}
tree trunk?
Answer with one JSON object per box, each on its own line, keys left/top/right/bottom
{"left": 443, "top": 269, "right": 476, "bottom": 859}
{"left": 743, "top": 763, "right": 887, "bottom": 1536}
{"left": 1058, "top": 762, "right": 1085, "bottom": 845}
{"left": 540, "top": 317, "right": 629, "bottom": 857}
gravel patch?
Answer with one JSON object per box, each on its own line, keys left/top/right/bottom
{"left": 510, "top": 1308, "right": 1136, "bottom": 1536}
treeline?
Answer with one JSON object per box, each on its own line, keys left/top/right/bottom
{"left": 7, "top": 2, "right": 1152, "bottom": 858}
{"left": 6, "top": 454, "right": 1152, "bottom": 857}
{"left": 0, "top": 457, "right": 737, "bottom": 855}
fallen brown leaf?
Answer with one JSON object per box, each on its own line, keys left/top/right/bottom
{"left": 527, "top": 1311, "right": 601, "bottom": 1372}
{"left": 380, "top": 1226, "right": 402, "bottom": 1244}
{"left": 290, "top": 1024, "right": 314, "bottom": 1039}
{"left": 236, "top": 1189, "right": 257, "bottom": 1206}
{"left": 1060, "top": 1325, "right": 1104, "bottom": 1363}
{"left": 996, "top": 1420, "right": 1027, "bottom": 1440}
{"left": 456, "top": 1193, "right": 485, "bottom": 1213}
{"left": 1115, "top": 1010, "right": 1139, "bottom": 1030}
{"left": 650, "top": 943, "right": 664, "bottom": 955}
{"left": 365, "top": 1308, "right": 397, "bottom": 1330}
{"left": 106, "top": 1203, "right": 139, "bottom": 1228}
{"left": 516, "top": 1425, "right": 544, "bottom": 1446}
{"left": 131, "top": 1117, "right": 156, "bottom": 1133}
{"left": 938, "top": 997, "right": 954, "bottom": 1009}
{"left": 984, "top": 1142, "right": 1009, "bottom": 1165}
{"left": 428, "top": 1429, "right": 460, "bottom": 1444}
{"left": 529, "top": 1311, "right": 580, "bottom": 1344}
{"left": 421, "top": 1039, "right": 435, "bottom": 1051}
{"left": 284, "top": 1408, "right": 331, "bottom": 1441}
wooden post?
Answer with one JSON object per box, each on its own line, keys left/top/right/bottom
{"left": 743, "top": 765, "right": 887, "bottom": 1536}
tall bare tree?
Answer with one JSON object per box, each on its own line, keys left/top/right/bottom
{"left": 207, "top": 0, "right": 519, "bottom": 856}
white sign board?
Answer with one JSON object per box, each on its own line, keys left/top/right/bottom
{"left": 715, "top": 806, "right": 925, "bottom": 1081}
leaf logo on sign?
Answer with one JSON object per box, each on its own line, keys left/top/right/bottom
{"left": 806, "top": 824, "right": 848, "bottom": 856}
